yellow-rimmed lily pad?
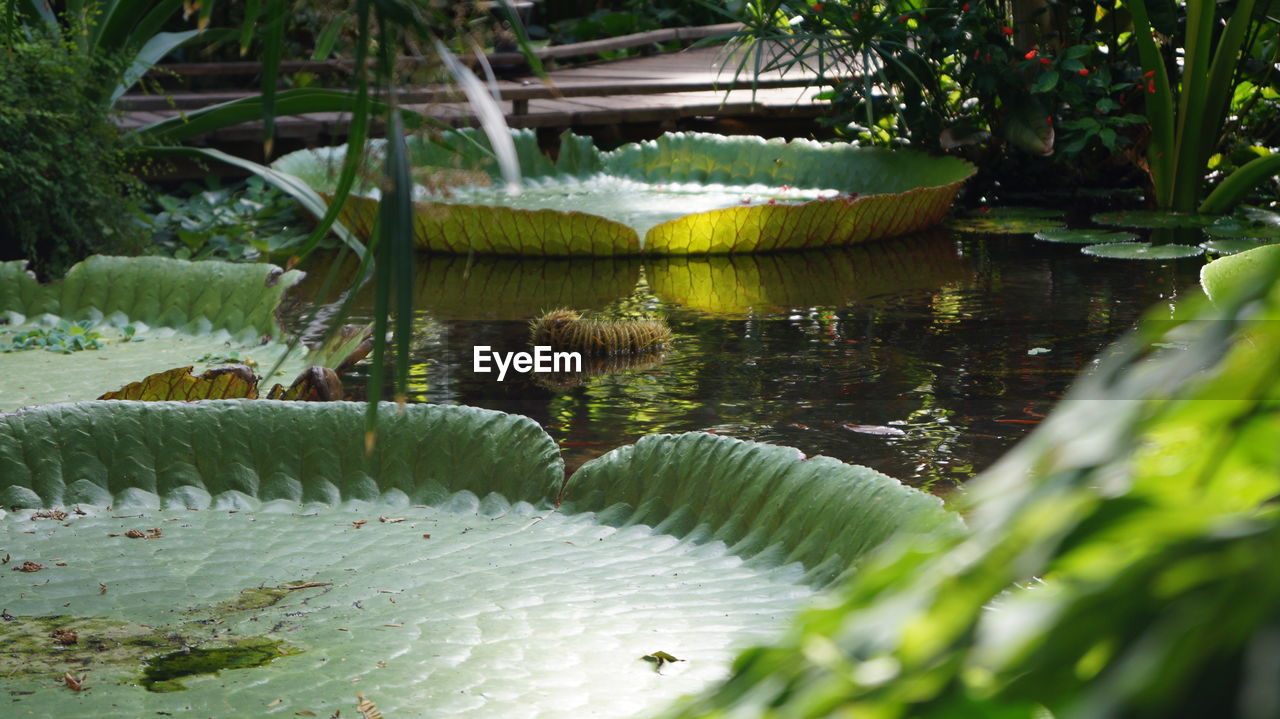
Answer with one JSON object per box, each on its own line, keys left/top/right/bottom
{"left": 274, "top": 130, "right": 975, "bottom": 256}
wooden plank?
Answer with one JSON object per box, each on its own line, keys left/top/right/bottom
{"left": 122, "top": 45, "right": 838, "bottom": 111}
{"left": 147, "top": 23, "right": 746, "bottom": 78}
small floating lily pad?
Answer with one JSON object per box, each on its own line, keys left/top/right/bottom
{"left": 1033, "top": 229, "right": 1139, "bottom": 244}
{"left": 1081, "top": 242, "right": 1204, "bottom": 260}
{"left": 978, "top": 207, "right": 1065, "bottom": 219}
{"left": 1200, "top": 238, "right": 1280, "bottom": 255}
{"left": 1202, "top": 211, "right": 1280, "bottom": 239}
{"left": 949, "top": 207, "right": 1066, "bottom": 234}
{"left": 1091, "top": 210, "right": 1218, "bottom": 229}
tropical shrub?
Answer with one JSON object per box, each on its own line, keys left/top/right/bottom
{"left": 142, "top": 177, "right": 320, "bottom": 262}
{"left": 0, "top": 31, "right": 147, "bottom": 279}
{"left": 733, "top": 1, "right": 1280, "bottom": 207}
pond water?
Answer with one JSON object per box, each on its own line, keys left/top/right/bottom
{"left": 291, "top": 227, "right": 1201, "bottom": 492}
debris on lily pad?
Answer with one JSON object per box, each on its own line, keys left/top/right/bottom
{"left": 949, "top": 207, "right": 1066, "bottom": 234}
{"left": 98, "top": 365, "right": 344, "bottom": 402}
{"left": 642, "top": 651, "right": 686, "bottom": 673}
{"left": 1081, "top": 242, "right": 1205, "bottom": 260}
{"left": 1033, "top": 229, "right": 1139, "bottom": 244}
{"left": 1091, "top": 210, "right": 1218, "bottom": 229}
{"left": 99, "top": 365, "right": 261, "bottom": 400}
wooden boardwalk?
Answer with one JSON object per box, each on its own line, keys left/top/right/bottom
{"left": 118, "top": 45, "right": 835, "bottom": 147}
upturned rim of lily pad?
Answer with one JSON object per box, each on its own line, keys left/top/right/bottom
{"left": 273, "top": 130, "right": 975, "bottom": 256}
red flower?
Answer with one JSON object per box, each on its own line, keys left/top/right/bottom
{"left": 1001, "top": 25, "right": 1013, "bottom": 35}
{"left": 1024, "top": 48, "right": 1037, "bottom": 60}
{"left": 1143, "top": 70, "right": 1155, "bottom": 78}
{"left": 1039, "top": 57, "right": 1051, "bottom": 65}
{"left": 1147, "top": 79, "right": 1157, "bottom": 94}
{"left": 1045, "top": 116, "right": 1052, "bottom": 126}
{"left": 813, "top": 2, "right": 824, "bottom": 10}
{"left": 898, "top": 14, "right": 909, "bottom": 22}
{"left": 853, "top": 11, "right": 861, "bottom": 20}
{"left": 961, "top": 3, "right": 970, "bottom": 10}
{"left": 1078, "top": 68, "right": 1089, "bottom": 76}
{"left": 979, "top": 205, "right": 991, "bottom": 214}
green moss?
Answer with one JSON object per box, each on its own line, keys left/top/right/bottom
{"left": 141, "top": 637, "right": 297, "bottom": 692}
{"left": 0, "top": 615, "right": 185, "bottom": 682}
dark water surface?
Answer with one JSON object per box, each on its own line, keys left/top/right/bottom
{"left": 291, "top": 229, "right": 1201, "bottom": 491}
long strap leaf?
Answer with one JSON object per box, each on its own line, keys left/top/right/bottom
{"left": 291, "top": 0, "right": 375, "bottom": 261}
{"left": 1126, "top": 0, "right": 1177, "bottom": 208}
{"left": 1170, "top": 0, "right": 1219, "bottom": 211}
{"left": 259, "top": 0, "right": 287, "bottom": 158}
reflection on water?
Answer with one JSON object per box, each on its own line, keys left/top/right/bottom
{"left": 293, "top": 230, "right": 1199, "bottom": 491}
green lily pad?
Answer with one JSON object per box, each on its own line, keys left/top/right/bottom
{"left": 0, "top": 258, "right": 310, "bottom": 411}
{"left": 0, "top": 401, "right": 958, "bottom": 718}
{"left": 1091, "top": 210, "right": 1219, "bottom": 229}
{"left": 275, "top": 130, "right": 975, "bottom": 256}
{"left": 948, "top": 207, "right": 1066, "bottom": 234}
{"left": 974, "top": 207, "right": 1065, "bottom": 219}
{"left": 1033, "top": 229, "right": 1140, "bottom": 244}
{"left": 1199, "top": 238, "right": 1280, "bottom": 255}
{"left": 1080, "top": 242, "right": 1205, "bottom": 260}
{"left": 1202, "top": 209, "right": 1280, "bottom": 239}
{"left": 0, "top": 257, "right": 302, "bottom": 341}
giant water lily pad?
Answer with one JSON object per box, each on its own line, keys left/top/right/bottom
{"left": 0, "top": 258, "right": 309, "bottom": 411}
{"left": 274, "top": 130, "right": 975, "bottom": 256}
{"left": 0, "top": 401, "right": 958, "bottom": 718}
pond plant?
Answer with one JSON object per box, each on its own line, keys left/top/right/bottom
{"left": 275, "top": 129, "right": 977, "bottom": 255}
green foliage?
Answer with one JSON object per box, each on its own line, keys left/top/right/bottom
{"left": 0, "top": 32, "right": 147, "bottom": 279}
{"left": 665, "top": 233, "right": 1280, "bottom": 718}
{"left": 548, "top": 0, "right": 727, "bottom": 55}
{"left": 1, "top": 320, "right": 104, "bottom": 354}
{"left": 142, "top": 177, "right": 318, "bottom": 262}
